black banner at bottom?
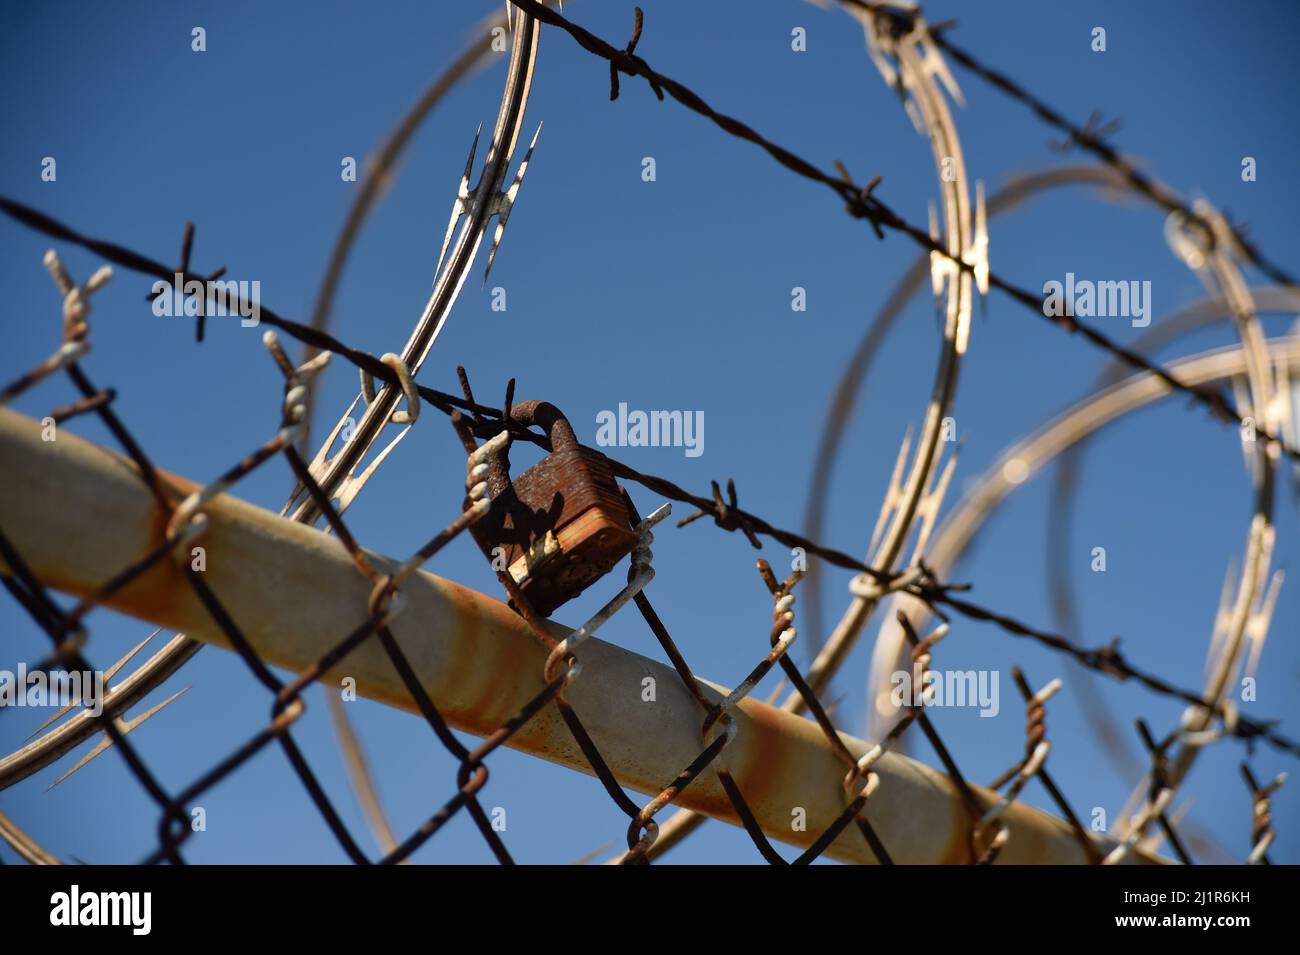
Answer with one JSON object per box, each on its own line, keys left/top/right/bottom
{"left": 0, "top": 862, "right": 1277, "bottom": 940}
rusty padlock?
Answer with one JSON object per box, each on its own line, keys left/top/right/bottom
{"left": 471, "top": 400, "right": 638, "bottom": 617}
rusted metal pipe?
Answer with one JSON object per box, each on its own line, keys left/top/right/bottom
{"left": 0, "top": 407, "right": 1151, "bottom": 863}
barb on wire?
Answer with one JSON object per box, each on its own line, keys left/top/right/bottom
{"left": 609, "top": 7, "right": 661, "bottom": 102}
{"left": 989, "top": 672, "right": 1060, "bottom": 790}
{"left": 676, "top": 478, "right": 762, "bottom": 550}
{"left": 975, "top": 673, "right": 1060, "bottom": 865}
{"left": 144, "top": 222, "right": 227, "bottom": 342}
{"left": 1240, "top": 763, "right": 1285, "bottom": 865}
{"left": 978, "top": 666, "right": 1100, "bottom": 864}
{"left": 1105, "top": 721, "right": 1193, "bottom": 865}
{"left": 892, "top": 610, "right": 985, "bottom": 863}
{"left": 1005, "top": 666, "right": 1102, "bottom": 863}
{"left": 865, "top": 426, "right": 960, "bottom": 569}
{"left": 46, "top": 688, "right": 190, "bottom": 792}
{"left": 1050, "top": 109, "right": 1122, "bottom": 154}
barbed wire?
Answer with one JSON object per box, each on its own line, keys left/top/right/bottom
{"left": 1, "top": 195, "right": 1295, "bottom": 763}
{"left": 975, "top": 670, "right": 1062, "bottom": 865}
{"left": 915, "top": 575, "right": 1298, "bottom": 759}
{"left": 1240, "top": 763, "right": 1285, "bottom": 865}
{"left": 919, "top": 17, "right": 1300, "bottom": 294}
{"left": 503, "top": 0, "right": 1300, "bottom": 465}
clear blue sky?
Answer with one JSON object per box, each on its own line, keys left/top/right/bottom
{"left": 1, "top": 0, "right": 1297, "bottom": 864}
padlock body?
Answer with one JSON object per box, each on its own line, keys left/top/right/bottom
{"left": 473, "top": 442, "right": 637, "bottom": 617}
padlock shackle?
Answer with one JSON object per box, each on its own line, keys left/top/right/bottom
{"left": 506, "top": 399, "right": 579, "bottom": 454}
{"left": 479, "top": 399, "right": 580, "bottom": 498}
